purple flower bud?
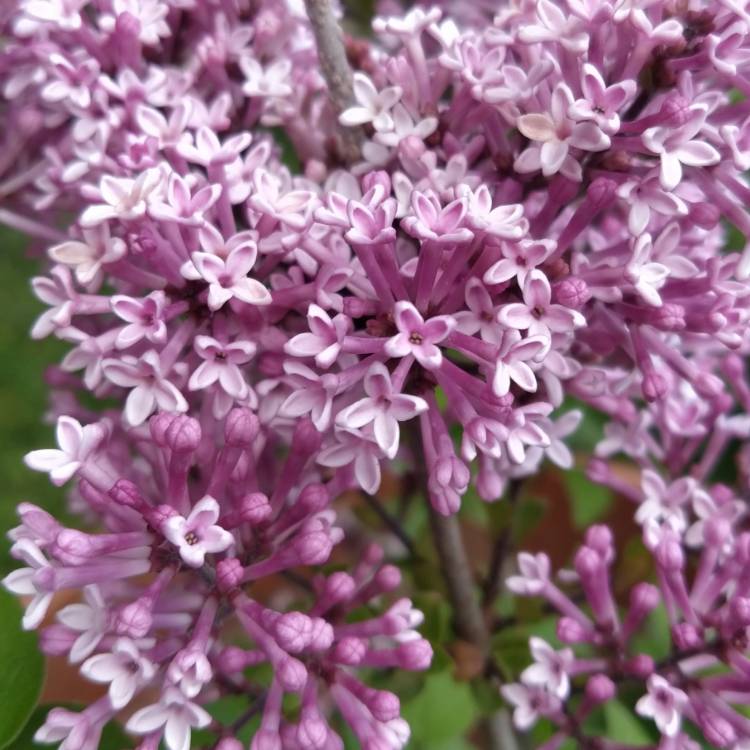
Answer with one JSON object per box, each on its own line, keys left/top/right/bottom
{"left": 642, "top": 372, "right": 668, "bottom": 402}
{"left": 366, "top": 689, "right": 401, "bottom": 722}
{"left": 225, "top": 408, "right": 260, "bottom": 447}
{"left": 216, "top": 558, "right": 244, "bottom": 593}
{"left": 276, "top": 655, "right": 307, "bottom": 692}
{"left": 697, "top": 709, "right": 737, "bottom": 748}
{"left": 332, "top": 637, "right": 367, "bottom": 665}
{"left": 165, "top": 415, "right": 202, "bottom": 453}
{"left": 294, "top": 530, "right": 334, "bottom": 566}
{"left": 730, "top": 597, "right": 750, "bottom": 627}
{"left": 149, "top": 412, "right": 178, "bottom": 445}
{"left": 275, "top": 612, "right": 313, "bottom": 652}
{"left": 689, "top": 202, "right": 721, "bottom": 229}
{"left": 553, "top": 277, "right": 590, "bottom": 309}
{"left": 308, "top": 618, "right": 334, "bottom": 650}
{"left": 297, "top": 483, "right": 330, "bottom": 514}
{"left": 623, "top": 653, "right": 654, "bottom": 678}
{"left": 324, "top": 572, "right": 356, "bottom": 604}
{"left": 655, "top": 535, "right": 684, "bottom": 571}
{"left": 216, "top": 739, "right": 244, "bottom": 750}
{"left": 672, "top": 623, "right": 703, "bottom": 651}
{"left": 39, "top": 625, "right": 77, "bottom": 655}
{"left": 397, "top": 639, "right": 433, "bottom": 670}
{"left": 585, "top": 674, "right": 616, "bottom": 704}
{"left": 216, "top": 646, "right": 250, "bottom": 674}
{"left": 296, "top": 715, "right": 328, "bottom": 749}
{"left": 375, "top": 565, "right": 402, "bottom": 592}
{"left": 116, "top": 599, "right": 153, "bottom": 639}
{"left": 240, "top": 493, "right": 272, "bottom": 525}
{"left": 292, "top": 418, "right": 322, "bottom": 454}
{"left": 557, "top": 617, "right": 590, "bottom": 644}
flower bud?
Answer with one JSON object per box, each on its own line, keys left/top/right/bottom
{"left": 216, "top": 558, "right": 244, "bottom": 593}
{"left": 297, "top": 483, "right": 330, "bottom": 514}
{"left": 375, "top": 565, "right": 402, "bottom": 593}
{"left": 366, "top": 689, "right": 400, "bottom": 722}
{"left": 116, "top": 599, "right": 152, "bottom": 639}
{"left": 557, "top": 617, "right": 590, "bottom": 644}
{"left": 672, "top": 622, "right": 702, "bottom": 651}
{"left": 585, "top": 674, "right": 615, "bottom": 704}
{"left": 331, "top": 637, "right": 367, "bottom": 665}
{"left": 149, "top": 412, "right": 177, "bottom": 445}
{"left": 398, "top": 639, "right": 433, "bottom": 670}
{"left": 216, "top": 739, "right": 244, "bottom": 750}
{"left": 165, "top": 415, "right": 201, "bottom": 453}
{"left": 225, "top": 407, "right": 260, "bottom": 447}
{"left": 276, "top": 655, "right": 307, "bottom": 692}
{"left": 553, "top": 276, "right": 590, "bottom": 309}
{"left": 697, "top": 709, "right": 737, "bottom": 747}
{"left": 240, "top": 493, "right": 272, "bottom": 525}
{"left": 275, "top": 612, "right": 313, "bottom": 653}
{"left": 623, "top": 653, "right": 654, "bottom": 678}
{"left": 216, "top": 646, "right": 250, "bottom": 674}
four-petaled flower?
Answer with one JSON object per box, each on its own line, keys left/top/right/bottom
{"left": 81, "top": 638, "right": 156, "bottom": 709}
{"left": 384, "top": 301, "right": 455, "bottom": 370}
{"left": 635, "top": 674, "right": 689, "bottom": 738}
{"left": 339, "top": 73, "right": 403, "bottom": 132}
{"left": 102, "top": 351, "right": 188, "bottom": 426}
{"left": 285, "top": 304, "right": 350, "bottom": 370}
{"left": 492, "top": 330, "right": 549, "bottom": 397}
{"left": 25, "top": 415, "right": 107, "bottom": 486}
{"left": 499, "top": 270, "right": 585, "bottom": 337}
{"left": 336, "top": 362, "right": 427, "bottom": 458}
{"left": 182, "top": 239, "right": 271, "bottom": 310}
{"left": 126, "top": 686, "right": 212, "bottom": 750}
{"left": 521, "top": 637, "right": 575, "bottom": 700}
{"left": 162, "top": 496, "right": 234, "bottom": 568}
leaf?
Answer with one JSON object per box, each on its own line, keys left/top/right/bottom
{"left": 401, "top": 670, "right": 480, "bottom": 746}
{"left": 0, "top": 588, "right": 45, "bottom": 749}
{"left": 629, "top": 601, "right": 671, "bottom": 661}
{"left": 604, "top": 699, "right": 655, "bottom": 746}
{"left": 564, "top": 466, "right": 613, "bottom": 528}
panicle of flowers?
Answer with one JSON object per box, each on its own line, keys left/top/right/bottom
{"left": 2, "top": 0, "right": 750, "bottom": 746}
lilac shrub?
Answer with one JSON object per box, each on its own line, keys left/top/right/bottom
{"left": 1, "top": 0, "right": 750, "bottom": 747}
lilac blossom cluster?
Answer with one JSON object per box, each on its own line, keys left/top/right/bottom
{"left": 1, "top": 0, "right": 750, "bottom": 747}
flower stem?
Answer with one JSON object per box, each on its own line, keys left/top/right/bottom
{"left": 303, "top": 0, "right": 363, "bottom": 162}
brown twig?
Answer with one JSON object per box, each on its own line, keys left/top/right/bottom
{"left": 482, "top": 480, "right": 522, "bottom": 609}
{"left": 303, "top": 0, "right": 363, "bottom": 162}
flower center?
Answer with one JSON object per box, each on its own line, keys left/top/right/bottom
{"left": 184, "top": 531, "right": 199, "bottom": 546}
{"left": 533, "top": 306, "right": 545, "bottom": 319}
{"left": 409, "top": 331, "right": 423, "bottom": 345}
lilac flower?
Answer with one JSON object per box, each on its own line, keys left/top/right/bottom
{"left": 188, "top": 335, "right": 256, "bottom": 403}
{"left": 25, "top": 416, "right": 107, "bottom": 486}
{"left": 515, "top": 84, "right": 609, "bottom": 180}
{"left": 339, "top": 73, "right": 403, "bottom": 131}
{"left": 384, "top": 302, "right": 455, "bottom": 370}
{"left": 285, "top": 304, "right": 349, "bottom": 370}
{"left": 103, "top": 351, "right": 188, "bottom": 426}
{"left": 336, "top": 363, "right": 427, "bottom": 458}
{"left": 2, "top": 540, "right": 54, "bottom": 629}
{"left": 162, "top": 496, "right": 234, "bottom": 568}
{"left": 126, "top": 687, "right": 212, "bottom": 750}
{"left": 568, "top": 64, "right": 636, "bottom": 135}
{"left": 521, "top": 637, "right": 575, "bottom": 699}
{"left": 642, "top": 105, "right": 721, "bottom": 190}
{"left": 492, "top": 331, "right": 549, "bottom": 397}
{"left": 112, "top": 292, "right": 168, "bottom": 349}
{"left": 181, "top": 240, "right": 271, "bottom": 310}
{"left": 498, "top": 270, "right": 585, "bottom": 337}
{"left": 636, "top": 675, "right": 689, "bottom": 738}
{"left": 616, "top": 175, "right": 688, "bottom": 236}
{"left": 80, "top": 169, "right": 164, "bottom": 227}
{"left": 501, "top": 683, "right": 561, "bottom": 730}
{"left": 484, "top": 240, "right": 554, "bottom": 288}
{"left": 48, "top": 226, "right": 126, "bottom": 287}
{"left": 81, "top": 638, "right": 156, "bottom": 709}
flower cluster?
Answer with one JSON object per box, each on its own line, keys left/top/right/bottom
{"left": 503, "top": 472, "right": 750, "bottom": 749}
{"left": 1, "top": 0, "right": 750, "bottom": 746}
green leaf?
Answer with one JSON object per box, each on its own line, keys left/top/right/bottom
{"left": 604, "top": 700, "right": 655, "bottom": 746}
{"left": 564, "top": 466, "right": 613, "bottom": 528}
{"left": 401, "top": 670, "right": 480, "bottom": 747}
{"left": 0, "top": 588, "right": 45, "bottom": 749}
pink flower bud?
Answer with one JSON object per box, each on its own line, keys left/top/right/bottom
{"left": 216, "top": 739, "right": 244, "bottom": 750}
{"left": 366, "top": 689, "right": 400, "bottom": 722}
{"left": 240, "top": 493, "right": 272, "bottom": 525}
{"left": 149, "top": 412, "right": 178, "bottom": 445}
{"left": 697, "top": 709, "right": 737, "bottom": 748}
{"left": 251, "top": 729, "right": 282, "bottom": 750}
{"left": 297, "top": 715, "right": 328, "bottom": 749}
{"left": 275, "top": 612, "right": 313, "bottom": 653}
{"left": 116, "top": 599, "right": 153, "bottom": 638}
{"left": 216, "top": 646, "right": 251, "bottom": 674}
{"left": 623, "top": 653, "right": 654, "bottom": 678}
{"left": 332, "top": 637, "right": 367, "bottom": 665}
{"left": 297, "top": 484, "right": 330, "bottom": 514}
{"left": 293, "top": 530, "right": 334, "bottom": 566}
{"left": 585, "top": 674, "right": 615, "bottom": 704}
{"left": 165, "top": 415, "right": 202, "bottom": 453}
{"left": 276, "top": 655, "right": 307, "bottom": 692}
{"left": 689, "top": 202, "right": 721, "bottom": 229}
{"left": 225, "top": 408, "right": 260, "bottom": 447}
{"left": 557, "top": 617, "right": 590, "bottom": 644}
{"left": 672, "top": 622, "right": 702, "bottom": 650}
{"left": 398, "top": 639, "right": 433, "bottom": 670}
{"left": 375, "top": 565, "right": 402, "bottom": 593}
{"left": 216, "top": 558, "right": 244, "bottom": 593}
{"left": 308, "top": 618, "right": 334, "bottom": 650}
{"left": 553, "top": 277, "right": 590, "bottom": 309}
{"left": 39, "top": 624, "right": 77, "bottom": 655}
{"left": 292, "top": 418, "right": 322, "bottom": 454}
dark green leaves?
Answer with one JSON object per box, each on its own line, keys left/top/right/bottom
{"left": 0, "top": 588, "right": 46, "bottom": 749}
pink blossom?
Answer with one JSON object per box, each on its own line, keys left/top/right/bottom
{"left": 162, "top": 496, "right": 234, "bottom": 568}
{"left": 284, "top": 304, "right": 349, "bottom": 370}
{"left": 385, "top": 302, "right": 455, "bottom": 370}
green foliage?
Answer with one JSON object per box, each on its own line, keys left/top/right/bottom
{"left": 564, "top": 466, "right": 613, "bottom": 528}
{"left": 603, "top": 699, "right": 656, "bottom": 746}
{"left": 401, "top": 670, "right": 481, "bottom": 748}
{"left": 0, "top": 230, "right": 68, "bottom": 575}
{"left": 0, "top": 588, "right": 46, "bottom": 749}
